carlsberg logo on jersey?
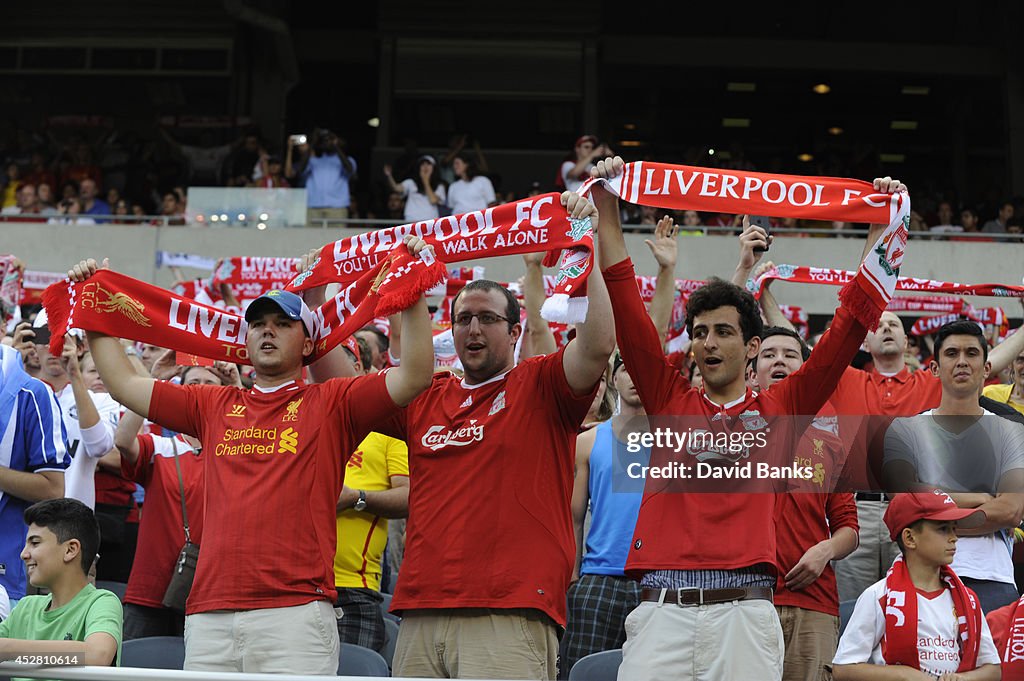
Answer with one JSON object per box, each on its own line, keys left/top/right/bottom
{"left": 421, "top": 420, "right": 485, "bottom": 451}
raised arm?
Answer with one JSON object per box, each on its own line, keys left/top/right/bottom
{"left": 729, "top": 218, "right": 791, "bottom": 330}
{"left": 646, "top": 215, "right": 678, "bottom": 342}
{"left": 68, "top": 259, "right": 156, "bottom": 417}
{"left": 383, "top": 165, "right": 403, "bottom": 195}
{"left": 773, "top": 178, "right": 907, "bottom": 417}
{"left": 560, "top": 192, "right": 616, "bottom": 395}
{"left": 114, "top": 409, "right": 144, "bottom": 466}
{"left": 748, "top": 262, "right": 793, "bottom": 331}
{"left": 593, "top": 157, "right": 689, "bottom": 413}
{"left": 382, "top": 236, "right": 436, "bottom": 406}
{"left": 521, "top": 252, "right": 557, "bottom": 358}
{"left": 989, "top": 299, "right": 1024, "bottom": 375}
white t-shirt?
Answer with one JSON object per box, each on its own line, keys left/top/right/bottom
{"left": 560, "top": 160, "right": 591, "bottom": 193}
{"left": 834, "top": 578, "right": 999, "bottom": 676}
{"left": 884, "top": 409, "right": 1024, "bottom": 583}
{"left": 400, "top": 178, "right": 446, "bottom": 223}
{"left": 446, "top": 176, "right": 496, "bottom": 215}
{"left": 56, "top": 385, "right": 121, "bottom": 509}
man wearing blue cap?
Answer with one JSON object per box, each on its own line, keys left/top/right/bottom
{"left": 66, "top": 238, "right": 436, "bottom": 675}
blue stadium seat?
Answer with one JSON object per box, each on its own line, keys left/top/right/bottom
{"left": 381, "top": 617, "right": 399, "bottom": 668}
{"left": 121, "top": 635, "right": 185, "bottom": 670}
{"left": 380, "top": 591, "right": 400, "bottom": 622}
{"left": 839, "top": 599, "right": 857, "bottom": 637}
{"left": 95, "top": 580, "right": 127, "bottom": 602}
{"left": 338, "top": 642, "right": 390, "bottom": 677}
{"left": 568, "top": 649, "right": 622, "bottom": 681}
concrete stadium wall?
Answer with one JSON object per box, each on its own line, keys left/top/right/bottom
{"left": 3, "top": 221, "right": 1022, "bottom": 319}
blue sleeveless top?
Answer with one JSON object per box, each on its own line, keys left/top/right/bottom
{"left": 581, "top": 420, "right": 650, "bottom": 576}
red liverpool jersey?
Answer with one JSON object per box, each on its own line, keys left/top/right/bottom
{"left": 603, "top": 257, "right": 879, "bottom": 578}
{"left": 381, "top": 347, "right": 595, "bottom": 626}
{"left": 148, "top": 373, "right": 396, "bottom": 614}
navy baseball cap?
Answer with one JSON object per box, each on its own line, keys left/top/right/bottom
{"left": 245, "top": 290, "right": 316, "bottom": 337}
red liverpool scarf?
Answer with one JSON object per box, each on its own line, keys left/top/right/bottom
{"left": 880, "top": 555, "right": 981, "bottom": 672}
{"left": 286, "top": 193, "right": 596, "bottom": 323}
{"left": 751, "top": 265, "right": 1024, "bottom": 300}
{"left": 993, "top": 595, "right": 1024, "bottom": 679}
{"left": 211, "top": 256, "right": 302, "bottom": 303}
{"left": 41, "top": 245, "right": 445, "bottom": 364}
{"left": 910, "top": 303, "right": 1008, "bottom": 337}
{"left": 888, "top": 296, "right": 965, "bottom": 314}
{"left": 583, "top": 162, "right": 911, "bottom": 328}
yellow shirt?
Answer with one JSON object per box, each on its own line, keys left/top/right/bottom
{"left": 334, "top": 432, "right": 409, "bottom": 590}
{"left": 2, "top": 182, "right": 19, "bottom": 208}
{"left": 983, "top": 384, "right": 1024, "bottom": 415}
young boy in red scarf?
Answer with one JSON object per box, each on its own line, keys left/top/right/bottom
{"left": 833, "top": 491, "right": 1000, "bottom": 680}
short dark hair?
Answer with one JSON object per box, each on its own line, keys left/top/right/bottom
{"left": 685, "top": 278, "right": 763, "bottom": 343}
{"left": 895, "top": 518, "right": 926, "bottom": 554}
{"left": 450, "top": 280, "right": 520, "bottom": 331}
{"left": 932, "top": 320, "right": 988, "bottom": 361}
{"left": 24, "top": 498, "right": 100, "bottom": 575}
{"left": 761, "top": 326, "right": 811, "bottom": 361}
{"left": 357, "top": 326, "right": 389, "bottom": 354}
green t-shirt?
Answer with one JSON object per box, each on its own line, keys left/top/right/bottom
{"left": 0, "top": 583, "right": 122, "bottom": 676}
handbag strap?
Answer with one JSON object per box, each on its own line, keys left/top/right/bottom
{"left": 168, "top": 435, "right": 192, "bottom": 545}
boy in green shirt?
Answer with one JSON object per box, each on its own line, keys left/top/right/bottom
{"left": 0, "top": 498, "right": 122, "bottom": 669}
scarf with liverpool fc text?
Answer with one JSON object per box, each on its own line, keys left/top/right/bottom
{"left": 41, "top": 244, "right": 446, "bottom": 364}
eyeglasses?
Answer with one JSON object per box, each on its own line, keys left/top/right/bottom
{"left": 453, "top": 312, "right": 511, "bottom": 327}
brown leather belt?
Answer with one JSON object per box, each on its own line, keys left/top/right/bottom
{"left": 640, "top": 587, "right": 774, "bottom": 607}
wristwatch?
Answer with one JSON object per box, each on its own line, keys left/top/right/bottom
{"left": 353, "top": 490, "right": 367, "bottom": 512}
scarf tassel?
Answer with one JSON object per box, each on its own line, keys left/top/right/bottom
{"left": 376, "top": 259, "right": 448, "bottom": 317}
{"left": 838, "top": 277, "right": 883, "bottom": 332}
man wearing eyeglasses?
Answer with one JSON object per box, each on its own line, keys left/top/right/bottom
{"left": 380, "top": 191, "right": 616, "bottom": 680}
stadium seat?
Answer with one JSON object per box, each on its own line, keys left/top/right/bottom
{"left": 338, "top": 643, "right": 390, "bottom": 677}
{"left": 380, "top": 591, "right": 400, "bottom": 622}
{"left": 95, "top": 580, "right": 127, "bottom": 602}
{"left": 568, "top": 649, "right": 622, "bottom": 680}
{"left": 839, "top": 599, "right": 857, "bottom": 637}
{"left": 381, "top": 617, "right": 399, "bottom": 668}
{"left": 121, "top": 636, "right": 185, "bottom": 670}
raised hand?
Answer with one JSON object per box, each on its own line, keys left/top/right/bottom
{"left": 67, "top": 258, "right": 110, "bottom": 283}
{"left": 737, "top": 216, "right": 772, "bottom": 271}
{"left": 590, "top": 156, "right": 625, "bottom": 181}
{"left": 645, "top": 215, "right": 678, "bottom": 270}
{"left": 60, "top": 334, "right": 81, "bottom": 377}
{"left": 560, "top": 191, "right": 598, "bottom": 223}
{"left": 150, "top": 348, "right": 181, "bottom": 381}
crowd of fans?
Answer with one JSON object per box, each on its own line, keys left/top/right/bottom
{"left": 2, "top": 151, "right": 1024, "bottom": 681}
{"left": 2, "top": 126, "right": 1023, "bottom": 239}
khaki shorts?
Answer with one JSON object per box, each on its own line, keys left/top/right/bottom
{"left": 184, "top": 600, "right": 340, "bottom": 674}
{"left": 617, "top": 598, "right": 784, "bottom": 681}
{"left": 776, "top": 605, "right": 839, "bottom": 681}
{"left": 393, "top": 608, "right": 558, "bottom": 680}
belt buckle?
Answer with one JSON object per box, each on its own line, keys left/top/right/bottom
{"left": 677, "top": 587, "right": 702, "bottom": 606}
